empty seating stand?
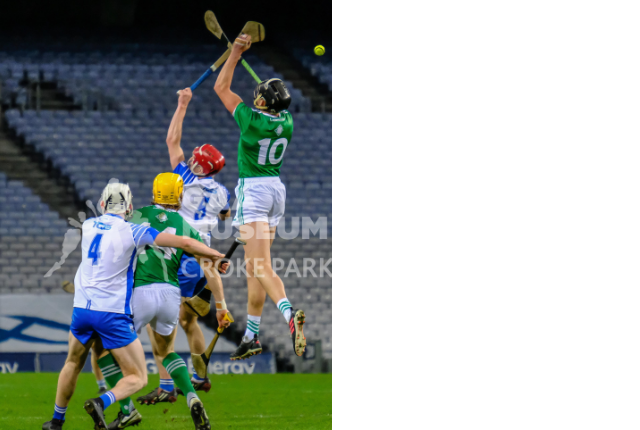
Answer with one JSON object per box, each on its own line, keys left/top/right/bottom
{"left": 0, "top": 47, "right": 312, "bottom": 113}
{"left": 0, "top": 44, "right": 331, "bottom": 360}
{"left": 0, "top": 172, "right": 75, "bottom": 295}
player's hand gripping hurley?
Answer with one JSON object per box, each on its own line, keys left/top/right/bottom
{"left": 204, "top": 10, "right": 262, "bottom": 83}
{"left": 183, "top": 14, "right": 264, "bottom": 92}
{"left": 184, "top": 237, "right": 247, "bottom": 317}
{"left": 188, "top": 237, "right": 245, "bottom": 377}
{"left": 191, "top": 311, "right": 234, "bottom": 379}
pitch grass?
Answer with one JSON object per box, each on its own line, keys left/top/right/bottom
{"left": 0, "top": 373, "right": 331, "bottom": 429}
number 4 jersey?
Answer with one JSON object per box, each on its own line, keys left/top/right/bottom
{"left": 73, "top": 214, "right": 159, "bottom": 315}
{"left": 129, "top": 205, "right": 204, "bottom": 289}
{"left": 233, "top": 102, "right": 293, "bottom": 178}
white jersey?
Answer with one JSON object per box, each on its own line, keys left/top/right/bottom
{"left": 173, "top": 161, "right": 231, "bottom": 246}
{"left": 73, "top": 214, "right": 159, "bottom": 315}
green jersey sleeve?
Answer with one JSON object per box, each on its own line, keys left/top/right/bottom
{"left": 233, "top": 102, "right": 260, "bottom": 133}
{"left": 188, "top": 225, "right": 204, "bottom": 243}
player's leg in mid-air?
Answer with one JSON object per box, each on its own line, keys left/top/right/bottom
{"left": 213, "top": 33, "right": 305, "bottom": 359}
{"left": 231, "top": 274, "right": 265, "bottom": 359}
{"left": 231, "top": 220, "right": 306, "bottom": 360}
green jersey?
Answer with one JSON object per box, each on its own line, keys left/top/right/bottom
{"left": 233, "top": 102, "right": 294, "bottom": 178}
{"left": 129, "top": 205, "right": 203, "bottom": 289}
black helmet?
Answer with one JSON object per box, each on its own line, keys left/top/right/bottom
{"left": 253, "top": 78, "right": 292, "bottom": 114}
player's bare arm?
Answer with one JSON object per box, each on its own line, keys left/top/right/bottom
{"left": 154, "top": 233, "right": 225, "bottom": 264}
{"left": 166, "top": 89, "right": 192, "bottom": 169}
{"left": 194, "top": 255, "right": 231, "bottom": 329}
{"left": 214, "top": 34, "right": 251, "bottom": 114}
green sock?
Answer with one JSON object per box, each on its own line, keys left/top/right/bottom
{"left": 163, "top": 352, "right": 196, "bottom": 397}
{"left": 97, "top": 353, "right": 134, "bottom": 415}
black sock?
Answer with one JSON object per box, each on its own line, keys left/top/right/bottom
{"left": 96, "top": 397, "right": 105, "bottom": 409}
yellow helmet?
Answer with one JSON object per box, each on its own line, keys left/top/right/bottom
{"left": 152, "top": 173, "right": 183, "bottom": 205}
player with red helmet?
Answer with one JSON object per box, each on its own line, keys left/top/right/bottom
{"left": 185, "top": 143, "right": 225, "bottom": 177}
{"left": 136, "top": 87, "right": 232, "bottom": 403}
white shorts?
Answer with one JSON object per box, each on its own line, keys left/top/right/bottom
{"left": 132, "top": 284, "right": 181, "bottom": 336}
{"left": 233, "top": 177, "right": 286, "bottom": 228}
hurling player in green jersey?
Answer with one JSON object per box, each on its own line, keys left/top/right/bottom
{"left": 214, "top": 33, "right": 306, "bottom": 359}
{"left": 111, "top": 173, "right": 230, "bottom": 430}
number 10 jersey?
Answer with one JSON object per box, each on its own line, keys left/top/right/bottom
{"left": 233, "top": 102, "right": 293, "bottom": 178}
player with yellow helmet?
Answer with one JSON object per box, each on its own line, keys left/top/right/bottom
{"left": 103, "top": 173, "right": 230, "bottom": 430}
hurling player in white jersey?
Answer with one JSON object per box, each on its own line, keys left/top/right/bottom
{"left": 141, "top": 87, "right": 231, "bottom": 394}
{"left": 43, "top": 183, "right": 227, "bottom": 430}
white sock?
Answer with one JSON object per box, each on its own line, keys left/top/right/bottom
{"left": 244, "top": 315, "right": 261, "bottom": 339}
{"left": 186, "top": 391, "right": 199, "bottom": 406}
{"left": 277, "top": 298, "right": 292, "bottom": 322}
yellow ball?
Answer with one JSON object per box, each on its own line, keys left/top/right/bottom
{"left": 314, "top": 45, "right": 325, "bottom": 56}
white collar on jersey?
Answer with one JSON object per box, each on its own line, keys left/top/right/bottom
{"left": 255, "top": 110, "right": 280, "bottom": 118}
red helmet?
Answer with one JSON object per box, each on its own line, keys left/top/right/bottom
{"left": 190, "top": 144, "right": 225, "bottom": 176}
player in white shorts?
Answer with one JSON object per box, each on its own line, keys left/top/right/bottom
{"left": 43, "top": 183, "right": 226, "bottom": 430}
{"left": 214, "top": 33, "right": 306, "bottom": 360}
{"left": 124, "top": 173, "right": 229, "bottom": 429}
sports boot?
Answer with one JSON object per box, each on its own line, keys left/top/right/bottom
{"left": 83, "top": 398, "right": 108, "bottom": 429}
{"left": 136, "top": 387, "right": 178, "bottom": 405}
{"left": 230, "top": 335, "right": 262, "bottom": 361}
{"left": 42, "top": 419, "right": 64, "bottom": 430}
{"left": 289, "top": 309, "right": 307, "bottom": 357}
{"left": 107, "top": 409, "right": 142, "bottom": 429}
{"left": 189, "top": 397, "right": 211, "bottom": 430}
{"left": 176, "top": 377, "right": 212, "bottom": 396}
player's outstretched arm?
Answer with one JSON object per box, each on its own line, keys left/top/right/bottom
{"left": 166, "top": 89, "right": 191, "bottom": 169}
{"left": 154, "top": 233, "right": 225, "bottom": 264}
{"left": 214, "top": 34, "right": 251, "bottom": 114}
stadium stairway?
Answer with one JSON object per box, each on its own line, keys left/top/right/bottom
{"left": 0, "top": 116, "right": 80, "bottom": 220}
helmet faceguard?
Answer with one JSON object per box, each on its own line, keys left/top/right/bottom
{"left": 253, "top": 78, "right": 292, "bottom": 114}
{"left": 100, "top": 182, "right": 134, "bottom": 218}
{"left": 189, "top": 144, "right": 225, "bottom": 177}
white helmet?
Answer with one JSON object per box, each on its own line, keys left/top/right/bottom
{"left": 100, "top": 183, "right": 133, "bottom": 217}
